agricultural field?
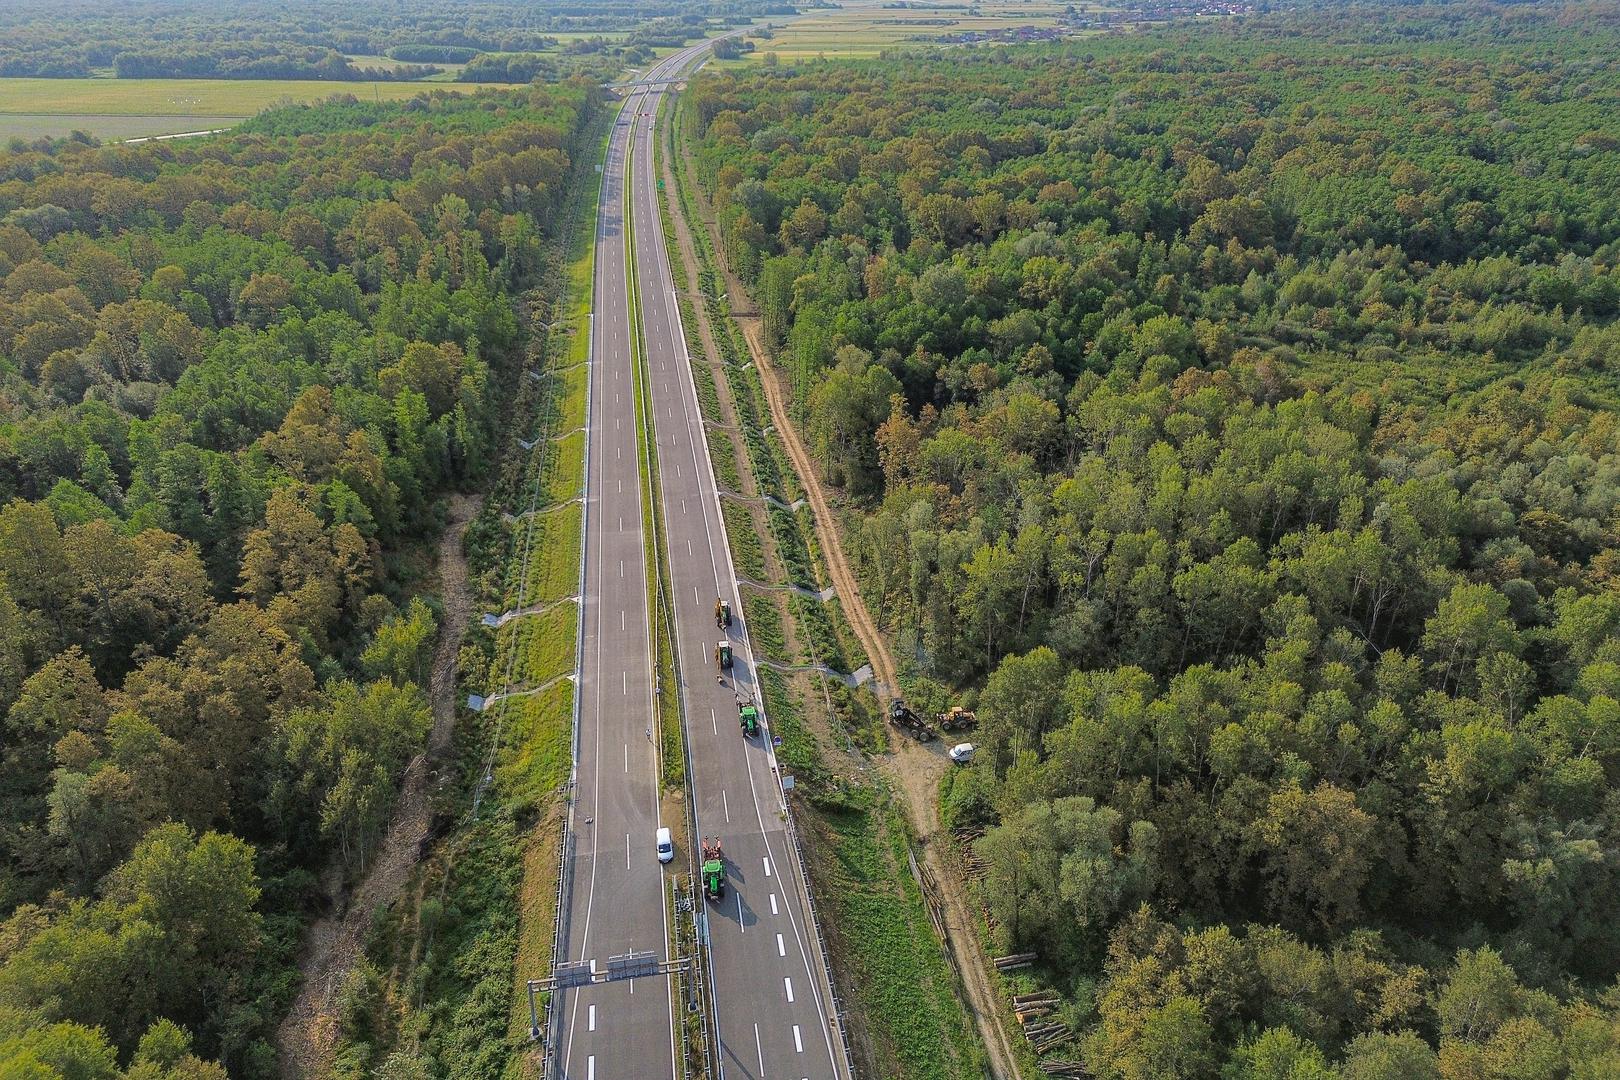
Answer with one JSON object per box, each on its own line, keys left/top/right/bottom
{"left": 734, "top": 0, "right": 1072, "bottom": 62}
{"left": 345, "top": 53, "right": 468, "bottom": 79}
{"left": 0, "top": 76, "right": 448, "bottom": 139}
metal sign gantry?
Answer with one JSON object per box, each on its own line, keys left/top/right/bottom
{"left": 528, "top": 950, "right": 694, "bottom": 1058}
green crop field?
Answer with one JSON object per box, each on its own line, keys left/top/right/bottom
{"left": 0, "top": 77, "right": 455, "bottom": 139}
{"left": 347, "top": 53, "right": 468, "bottom": 80}
{"left": 735, "top": 0, "right": 1072, "bottom": 61}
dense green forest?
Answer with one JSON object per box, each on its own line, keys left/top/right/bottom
{"left": 690, "top": 3, "right": 1620, "bottom": 1076}
{"left": 0, "top": 0, "right": 780, "bottom": 79}
{"left": 0, "top": 81, "right": 597, "bottom": 1077}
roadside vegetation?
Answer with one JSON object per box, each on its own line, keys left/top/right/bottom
{"left": 688, "top": 4, "right": 1620, "bottom": 1075}
{"left": 665, "top": 83, "right": 985, "bottom": 1079}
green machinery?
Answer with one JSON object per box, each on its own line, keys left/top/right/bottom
{"left": 715, "top": 597, "right": 732, "bottom": 628}
{"left": 701, "top": 837, "right": 726, "bottom": 900}
{"left": 738, "top": 700, "right": 760, "bottom": 738}
{"left": 715, "top": 640, "right": 733, "bottom": 670}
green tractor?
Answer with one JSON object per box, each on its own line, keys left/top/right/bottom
{"left": 701, "top": 837, "right": 726, "bottom": 901}
{"left": 738, "top": 700, "right": 760, "bottom": 739}
{"left": 715, "top": 640, "right": 733, "bottom": 671}
{"left": 715, "top": 598, "right": 732, "bottom": 628}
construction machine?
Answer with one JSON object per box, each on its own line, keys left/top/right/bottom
{"left": 937, "top": 705, "right": 977, "bottom": 732}
{"left": 888, "top": 698, "right": 935, "bottom": 740}
{"left": 701, "top": 837, "right": 726, "bottom": 901}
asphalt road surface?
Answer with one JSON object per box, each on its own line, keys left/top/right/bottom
{"left": 626, "top": 50, "right": 853, "bottom": 1080}
{"left": 553, "top": 42, "right": 717, "bottom": 1080}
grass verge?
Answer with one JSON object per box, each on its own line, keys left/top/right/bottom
{"left": 813, "top": 791, "right": 984, "bottom": 1079}
{"left": 625, "top": 123, "right": 685, "bottom": 792}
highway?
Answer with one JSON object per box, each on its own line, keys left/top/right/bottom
{"left": 554, "top": 42, "right": 716, "bottom": 1080}
{"left": 554, "top": 32, "right": 849, "bottom": 1080}
{"left": 626, "top": 46, "right": 852, "bottom": 1080}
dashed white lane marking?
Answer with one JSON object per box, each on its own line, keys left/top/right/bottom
{"left": 588, "top": 1004, "right": 596, "bottom": 1031}
{"left": 777, "top": 933, "right": 786, "bottom": 957}
{"left": 763, "top": 857, "right": 772, "bottom": 878}
{"left": 687, "top": 539, "right": 693, "bottom": 555}
{"left": 587, "top": 1055, "right": 595, "bottom": 1080}
{"left": 737, "top": 888, "right": 745, "bottom": 933}
{"left": 793, "top": 1025, "right": 803, "bottom": 1053}
{"left": 694, "top": 585, "right": 699, "bottom": 605}
{"left": 622, "top": 671, "right": 627, "bottom": 694}
{"left": 710, "top": 707, "right": 717, "bottom": 735}
{"left": 785, "top": 976, "right": 794, "bottom": 1002}
{"left": 625, "top": 833, "right": 631, "bottom": 870}
{"left": 618, "top": 559, "right": 624, "bottom": 577}
{"left": 681, "top": 499, "right": 687, "bottom": 514}
{"left": 619, "top": 516, "right": 623, "bottom": 532}
{"left": 770, "top": 893, "right": 778, "bottom": 916}
{"left": 722, "top": 789, "right": 730, "bottom": 822}
{"left": 620, "top": 610, "right": 625, "bottom": 630}
{"left": 754, "top": 1025, "right": 765, "bottom": 1076}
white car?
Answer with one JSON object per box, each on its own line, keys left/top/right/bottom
{"left": 656, "top": 826, "right": 675, "bottom": 863}
{"left": 948, "top": 743, "right": 976, "bottom": 764}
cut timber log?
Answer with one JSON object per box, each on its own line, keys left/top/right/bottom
{"left": 1014, "top": 991, "right": 1060, "bottom": 1004}
{"left": 994, "top": 951, "right": 1037, "bottom": 971}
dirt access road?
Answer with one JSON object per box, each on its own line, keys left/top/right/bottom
{"left": 276, "top": 493, "right": 481, "bottom": 1079}
{"left": 669, "top": 134, "right": 1024, "bottom": 1080}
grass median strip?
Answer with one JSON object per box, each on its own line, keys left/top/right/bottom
{"left": 625, "top": 122, "right": 685, "bottom": 792}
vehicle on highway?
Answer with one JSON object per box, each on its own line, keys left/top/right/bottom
{"left": 701, "top": 837, "right": 726, "bottom": 900}
{"left": 738, "top": 700, "right": 760, "bottom": 738}
{"left": 949, "top": 742, "right": 977, "bottom": 764}
{"left": 656, "top": 826, "right": 675, "bottom": 863}
{"left": 715, "top": 597, "right": 732, "bottom": 628}
{"left": 716, "top": 640, "right": 733, "bottom": 670}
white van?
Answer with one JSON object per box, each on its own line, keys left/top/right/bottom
{"left": 656, "top": 827, "right": 675, "bottom": 863}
